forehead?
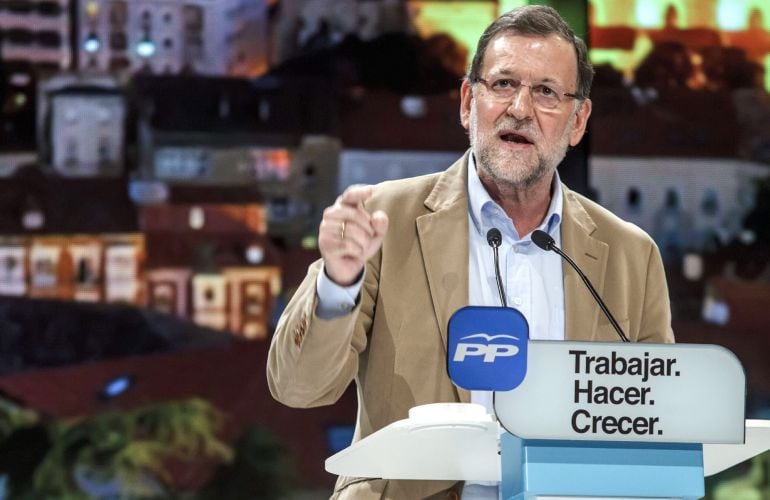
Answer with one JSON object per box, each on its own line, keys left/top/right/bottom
{"left": 481, "top": 33, "right": 577, "bottom": 84}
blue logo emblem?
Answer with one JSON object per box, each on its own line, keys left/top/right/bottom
{"left": 447, "top": 306, "right": 529, "bottom": 391}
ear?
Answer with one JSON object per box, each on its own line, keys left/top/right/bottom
{"left": 569, "top": 98, "right": 592, "bottom": 146}
{"left": 460, "top": 79, "right": 473, "bottom": 131}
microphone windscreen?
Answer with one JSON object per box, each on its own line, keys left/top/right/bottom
{"left": 531, "top": 230, "right": 554, "bottom": 251}
{"left": 486, "top": 228, "right": 503, "bottom": 247}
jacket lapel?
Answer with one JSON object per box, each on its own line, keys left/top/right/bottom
{"left": 561, "top": 186, "right": 609, "bottom": 341}
{"left": 416, "top": 153, "right": 471, "bottom": 403}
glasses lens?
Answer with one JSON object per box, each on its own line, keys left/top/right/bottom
{"left": 533, "top": 92, "right": 560, "bottom": 109}
{"left": 479, "top": 78, "right": 519, "bottom": 101}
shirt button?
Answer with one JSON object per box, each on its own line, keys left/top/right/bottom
{"left": 513, "top": 246, "right": 519, "bottom": 253}
{"left": 513, "top": 297, "right": 523, "bottom": 306}
{"left": 339, "top": 303, "right": 351, "bottom": 312}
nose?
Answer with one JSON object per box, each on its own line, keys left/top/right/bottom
{"left": 506, "top": 86, "right": 535, "bottom": 120}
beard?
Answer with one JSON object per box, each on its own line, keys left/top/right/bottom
{"left": 470, "top": 106, "right": 572, "bottom": 192}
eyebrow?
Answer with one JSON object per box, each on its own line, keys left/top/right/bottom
{"left": 490, "top": 69, "right": 564, "bottom": 86}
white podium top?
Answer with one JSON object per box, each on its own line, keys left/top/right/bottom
{"left": 703, "top": 419, "right": 770, "bottom": 476}
{"left": 325, "top": 403, "right": 500, "bottom": 481}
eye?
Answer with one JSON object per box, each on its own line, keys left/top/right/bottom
{"left": 535, "top": 85, "right": 557, "bottom": 97}
{"left": 491, "top": 78, "right": 516, "bottom": 90}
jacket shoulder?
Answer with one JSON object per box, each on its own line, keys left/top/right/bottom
{"left": 566, "top": 188, "right": 655, "bottom": 245}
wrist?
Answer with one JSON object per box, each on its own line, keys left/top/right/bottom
{"left": 324, "top": 266, "right": 364, "bottom": 287}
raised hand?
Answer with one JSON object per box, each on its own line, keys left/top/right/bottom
{"left": 318, "top": 185, "right": 389, "bottom": 286}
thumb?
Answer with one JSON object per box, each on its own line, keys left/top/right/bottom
{"left": 371, "top": 211, "right": 389, "bottom": 237}
{"left": 365, "top": 211, "right": 389, "bottom": 259}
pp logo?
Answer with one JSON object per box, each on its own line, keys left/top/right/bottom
{"left": 453, "top": 334, "right": 520, "bottom": 363}
{"left": 447, "top": 306, "right": 529, "bottom": 391}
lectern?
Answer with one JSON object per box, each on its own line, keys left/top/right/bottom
{"left": 326, "top": 340, "right": 770, "bottom": 500}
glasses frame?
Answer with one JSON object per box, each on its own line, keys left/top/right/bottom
{"left": 473, "top": 76, "right": 583, "bottom": 110}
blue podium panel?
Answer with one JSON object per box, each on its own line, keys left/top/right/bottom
{"left": 501, "top": 434, "right": 705, "bottom": 500}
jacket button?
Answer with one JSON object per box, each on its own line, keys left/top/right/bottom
{"left": 445, "top": 492, "right": 459, "bottom": 500}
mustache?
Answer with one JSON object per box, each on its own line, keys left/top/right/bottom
{"left": 494, "top": 119, "right": 537, "bottom": 137}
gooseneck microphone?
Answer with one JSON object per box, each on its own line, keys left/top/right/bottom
{"left": 531, "top": 230, "right": 630, "bottom": 343}
{"left": 486, "top": 228, "right": 507, "bottom": 308}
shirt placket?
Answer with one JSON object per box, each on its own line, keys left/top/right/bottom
{"left": 507, "top": 244, "right": 530, "bottom": 318}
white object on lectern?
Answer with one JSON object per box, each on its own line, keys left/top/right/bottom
{"left": 704, "top": 419, "right": 770, "bottom": 475}
{"left": 325, "top": 403, "right": 500, "bottom": 481}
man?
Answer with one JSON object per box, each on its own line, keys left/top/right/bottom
{"left": 268, "top": 5, "right": 674, "bottom": 499}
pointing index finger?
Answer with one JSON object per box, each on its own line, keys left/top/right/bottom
{"left": 339, "top": 185, "right": 373, "bottom": 207}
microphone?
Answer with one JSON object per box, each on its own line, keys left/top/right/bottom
{"left": 486, "top": 228, "right": 507, "bottom": 308}
{"left": 531, "top": 230, "right": 630, "bottom": 343}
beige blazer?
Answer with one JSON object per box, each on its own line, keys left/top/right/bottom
{"left": 267, "top": 152, "right": 674, "bottom": 499}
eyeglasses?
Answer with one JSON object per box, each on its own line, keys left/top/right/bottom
{"left": 473, "top": 76, "right": 582, "bottom": 110}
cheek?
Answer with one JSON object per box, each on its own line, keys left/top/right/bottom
{"left": 474, "top": 107, "right": 500, "bottom": 135}
{"left": 540, "top": 117, "right": 571, "bottom": 143}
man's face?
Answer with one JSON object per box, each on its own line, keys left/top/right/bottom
{"left": 460, "top": 33, "right": 592, "bottom": 192}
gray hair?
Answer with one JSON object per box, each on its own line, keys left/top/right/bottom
{"left": 466, "top": 5, "right": 594, "bottom": 99}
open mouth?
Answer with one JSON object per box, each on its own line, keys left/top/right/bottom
{"left": 500, "top": 132, "right": 533, "bottom": 145}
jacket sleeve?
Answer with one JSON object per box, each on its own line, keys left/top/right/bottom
{"left": 266, "top": 256, "right": 380, "bottom": 408}
{"left": 638, "top": 241, "right": 675, "bottom": 344}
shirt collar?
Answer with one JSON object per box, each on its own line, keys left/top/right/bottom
{"left": 467, "top": 153, "right": 563, "bottom": 242}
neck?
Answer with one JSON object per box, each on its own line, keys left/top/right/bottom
{"left": 480, "top": 171, "right": 555, "bottom": 237}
